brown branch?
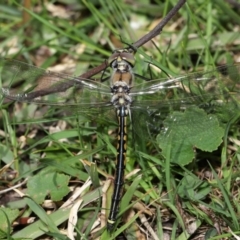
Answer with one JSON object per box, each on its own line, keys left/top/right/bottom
{"left": 80, "top": 61, "right": 108, "bottom": 79}
{"left": 23, "top": 61, "right": 108, "bottom": 99}
{"left": 133, "top": 0, "right": 186, "bottom": 48}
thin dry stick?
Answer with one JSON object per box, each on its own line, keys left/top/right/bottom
{"left": 133, "top": 0, "right": 186, "bottom": 48}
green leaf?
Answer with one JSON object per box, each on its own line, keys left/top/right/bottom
{"left": 0, "top": 208, "right": 19, "bottom": 237}
{"left": 24, "top": 196, "right": 60, "bottom": 234}
{"left": 177, "top": 173, "right": 211, "bottom": 201}
{"left": 0, "top": 143, "right": 14, "bottom": 165}
{"left": 205, "top": 228, "right": 218, "bottom": 238}
{"left": 12, "top": 187, "right": 102, "bottom": 239}
{"left": 157, "top": 107, "right": 225, "bottom": 165}
{"left": 27, "top": 168, "right": 70, "bottom": 203}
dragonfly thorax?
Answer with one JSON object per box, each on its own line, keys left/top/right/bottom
{"left": 108, "top": 49, "right": 136, "bottom": 111}
{"left": 111, "top": 81, "right": 132, "bottom": 109}
{"left": 109, "top": 48, "right": 135, "bottom": 87}
{"left": 110, "top": 61, "right": 134, "bottom": 86}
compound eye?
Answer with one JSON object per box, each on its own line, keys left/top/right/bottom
{"left": 121, "top": 52, "right": 135, "bottom": 67}
{"left": 108, "top": 48, "right": 136, "bottom": 67}
{"left": 108, "top": 52, "right": 119, "bottom": 66}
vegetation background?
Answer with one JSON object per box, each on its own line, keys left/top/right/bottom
{"left": 0, "top": 0, "right": 240, "bottom": 239}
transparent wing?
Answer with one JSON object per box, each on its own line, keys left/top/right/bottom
{"left": 131, "top": 64, "right": 240, "bottom": 110}
{"left": 0, "top": 58, "right": 112, "bottom": 110}
{"left": 129, "top": 64, "right": 240, "bottom": 161}
{"left": 1, "top": 58, "right": 240, "bottom": 115}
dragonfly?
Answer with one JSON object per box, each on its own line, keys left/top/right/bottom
{"left": 0, "top": 49, "right": 240, "bottom": 232}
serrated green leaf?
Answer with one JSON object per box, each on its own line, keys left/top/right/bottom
{"left": 157, "top": 107, "right": 225, "bottom": 165}
{"left": 27, "top": 168, "right": 70, "bottom": 203}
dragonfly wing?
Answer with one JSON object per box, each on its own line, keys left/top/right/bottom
{"left": 130, "top": 64, "right": 240, "bottom": 162}
{"left": 0, "top": 58, "right": 112, "bottom": 109}
{"left": 130, "top": 64, "right": 240, "bottom": 110}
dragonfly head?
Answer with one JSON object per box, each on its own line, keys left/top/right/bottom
{"left": 108, "top": 48, "right": 136, "bottom": 68}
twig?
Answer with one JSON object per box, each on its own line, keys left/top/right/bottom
{"left": 133, "top": 0, "right": 186, "bottom": 48}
